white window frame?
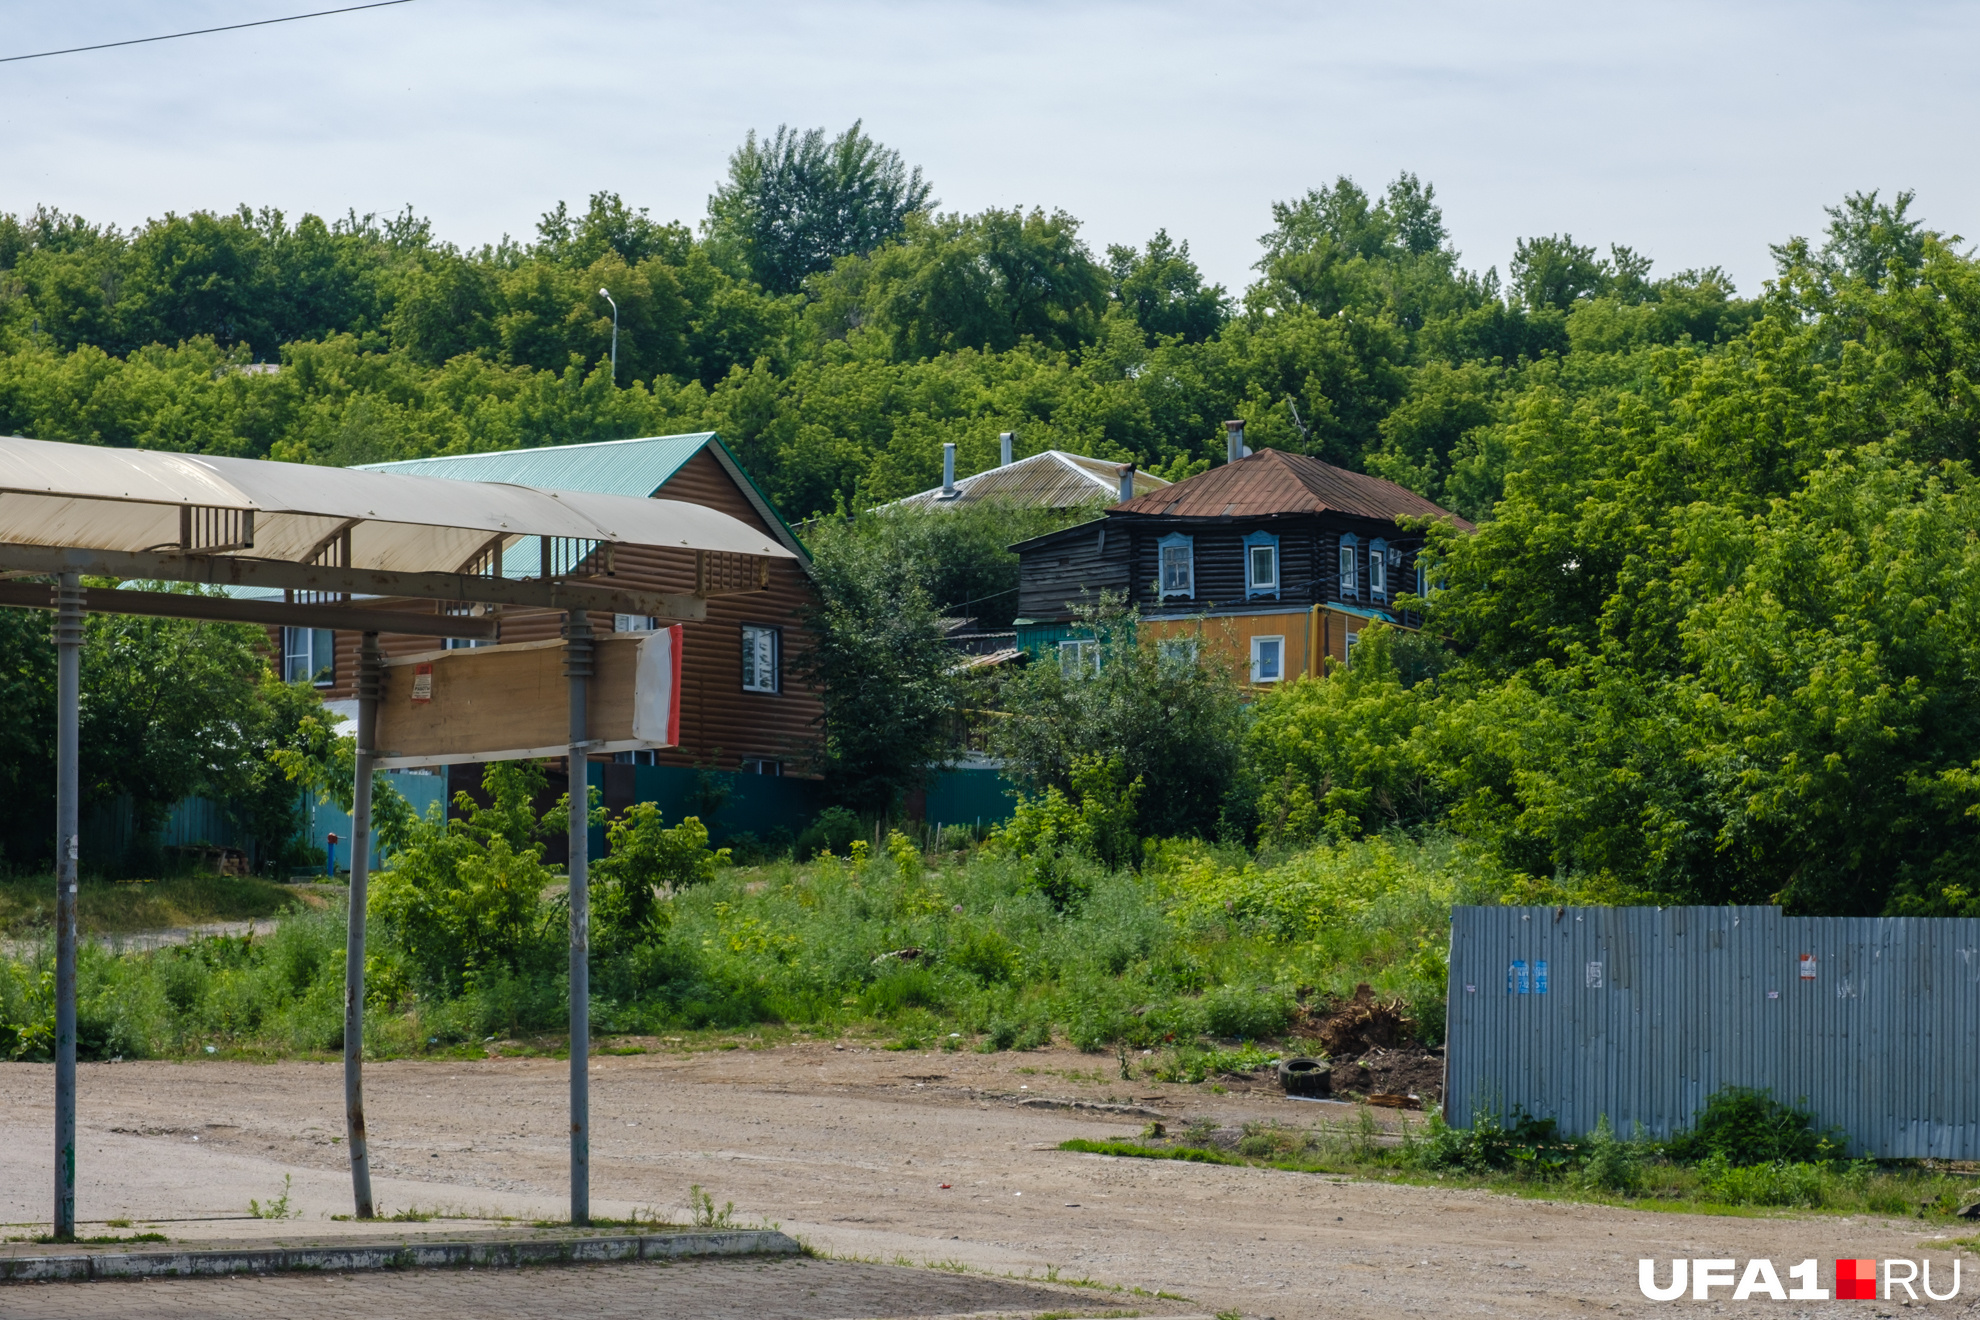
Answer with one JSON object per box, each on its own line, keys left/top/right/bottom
{"left": 738, "top": 757, "right": 782, "bottom": 776}
{"left": 741, "top": 625, "right": 779, "bottom": 694}
{"left": 282, "top": 627, "right": 335, "bottom": 687}
{"left": 1369, "top": 537, "right": 1389, "bottom": 600}
{"left": 1250, "top": 634, "right": 1286, "bottom": 684}
{"left": 615, "top": 613, "right": 658, "bottom": 633}
{"left": 1338, "top": 533, "right": 1359, "bottom": 598}
{"left": 1059, "top": 638, "right": 1101, "bottom": 676}
{"left": 1244, "top": 529, "right": 1280, "bottom": 599}
{"left": 1157, "top": 532, "right": 1194, "bottom": 599}
{"left": 1157, "top": 636, "right": 1199, "bottom": 667}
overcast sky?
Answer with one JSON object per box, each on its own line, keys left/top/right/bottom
{"left": 2, "top": 1, "right": 1974, "bottom": 296}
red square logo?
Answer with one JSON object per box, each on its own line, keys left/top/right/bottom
{"left": 1836, "top": 1259, "right": 1877, "bottom": 1300}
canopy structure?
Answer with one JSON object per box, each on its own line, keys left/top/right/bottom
{"left": 0, "top": 433, "right": 791, "bottom": 623}
{"left": 0, "top": 434, "right": 790, "bottom": 1237}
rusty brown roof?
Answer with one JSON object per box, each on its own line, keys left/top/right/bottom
{"left": 1109, "top": 449, "right": 1473, "bottom": 530}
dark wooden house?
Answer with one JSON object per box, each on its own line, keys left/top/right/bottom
{"left": 1011, "top": 448, "right": 1472, "bottom": 685}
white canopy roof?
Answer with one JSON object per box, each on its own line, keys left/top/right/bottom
{"left": 0, "top": 435, "right": 793, "bottom": 574}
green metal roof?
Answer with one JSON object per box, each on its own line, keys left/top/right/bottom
{"left": 354, "top": 432, "right": 809, "bottom": 568}
{"left": 358, "top": 433, "right": 717, "bottom": 498}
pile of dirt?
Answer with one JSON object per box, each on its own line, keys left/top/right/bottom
{"left": 1324, "top": 1044, "right": 1445, "bottom": 1107}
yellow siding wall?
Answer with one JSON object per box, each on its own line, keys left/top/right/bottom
{"left": 1140, "top": 606, "right": 1403, "bottom": 690}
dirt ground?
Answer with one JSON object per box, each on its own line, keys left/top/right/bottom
{"left": 2, "top": 1041, "right": 1975, "bottom": 1318}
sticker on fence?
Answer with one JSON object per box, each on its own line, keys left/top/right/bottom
{"left": 1800, "top": 954, "right": 1818, "bottom": 980}
{"left": 1510, "top": 959, "right": 1529, "bottom": 994}
{"left": 1586, "top": 960, "right": 1603, "bottom": 989}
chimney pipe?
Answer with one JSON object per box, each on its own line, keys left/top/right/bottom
{"left": 1117, "top": 462, "right": 1136, "bottom": 503}
{"left": 942, "top": 442, "right": 956, "bottom": 496}
{"left": 1225, "top": 420, "right": 1245, "bottom": 464}
{"left": 999, "top": 431, "right": 1014, "bottom": 467}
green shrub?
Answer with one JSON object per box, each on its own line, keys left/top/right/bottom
{"left": 1579, "top": 1115, "right": 1643, "bottom": 1193}
{"left": 592, "top": 803, "right": 728, "bottom": 950}
{"left": 369, "top": 761, "right": 560, "bottom": 994}
{"left": 1665, "top": 1087, "right": 1844, "bottom": 1166}
{"left": 795, "top": 806, "right": 861, "bottom": 859}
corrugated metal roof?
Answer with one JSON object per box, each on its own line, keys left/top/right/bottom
{"left": 1111, "top": 449, "right": 1472, "bottom": 530}
{"left": 883, "top": 451, "right": 1171, "bottom": 512}
{"left": 355, "top": 432, "right": 810, "bottom": 572}
{"left": 358, "top": 433, "right": 716, "bottom": 499}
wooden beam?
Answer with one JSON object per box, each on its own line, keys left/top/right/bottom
{"left": 0, "top": 544, "right": 708, "bottom": 621}
{"left": 0, "top": 581, "right": 499, "bottom": 638}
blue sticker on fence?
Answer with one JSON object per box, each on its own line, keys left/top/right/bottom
{"left": 1535, "top": 960, "right": 1548, "bottom": 994}
{"left": 1510, "top": 959, "right": 1529, "bottom": 994}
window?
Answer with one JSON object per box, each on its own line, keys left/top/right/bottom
{"left": 614, "top": 749, "right": 658, "bottom": 765}
{"left": 1157, "top": 636, "right": 1199, "bottom": 667}
{"left": 1157, "top": 532, "right": 1194, "bottom": 598}
{"left": 282, "top": 627, "right": 335, "bottom": 686}
{"left": 738, "top": 758, "right": 782, "bottom": 776}
{"left": 1243, "top": 530, "right": 1280, "bottom": 599}
{"left": 741, "top": 625, "right": 779, "bottom": 693}
{"left": 1416, "top": 563, "right": 1428, "bottom": 599}
{"left": 1369, "top": 537, "right": 1389, "bottom": 600}
{"left": 614, "top": 613, "right": 657, "bottom": 633}
{"left": 445, "top": 636, "right": 491, "bottom": 650}
{"left": 1250, "top": 635, "right": 1285, "bottom": 683}
{"left": 1059, "top": 638, "right": 1101, "bottom": 676}
{"left": 1338, "top": 533, "right": 1359, "bottom": 597}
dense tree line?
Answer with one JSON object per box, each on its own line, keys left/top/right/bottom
{"left": 0, "top": 124, "right": 1748, "bottom": 521}
{"left": 5, "top": 121, "right": 1976, "bottom": 918}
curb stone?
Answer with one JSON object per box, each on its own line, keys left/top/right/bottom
{"left": 0, "top": 1228, "right": 799, "bottom": 1283}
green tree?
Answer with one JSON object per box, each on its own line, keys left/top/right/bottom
{"left": 704, "top": 120, "right": 933, "bottom": 295}
{"left": 798, "top": 528, "right": 960, "bottom": 814}
{"left": 991, "top": 602, "right": 1243, "bottom": 840}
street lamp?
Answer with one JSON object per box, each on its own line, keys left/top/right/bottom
{"left": 598, "top": 287, "right": 618, "bottom": 384}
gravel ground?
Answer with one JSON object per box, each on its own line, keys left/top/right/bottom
{"left": 2, "top": 1042, "right": 1974, "bottom": 1318}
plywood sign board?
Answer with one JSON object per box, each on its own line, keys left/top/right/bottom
{"left": 374, "top": 626, "right": 681, "bottom": 768}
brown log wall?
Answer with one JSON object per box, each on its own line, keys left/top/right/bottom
{"left": 271, "top": 448, "right": 822, "bottom": 774}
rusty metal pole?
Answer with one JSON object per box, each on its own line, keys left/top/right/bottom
{"left": 564, "top": 612, "right": 593, "bottom": 1226}
{"left": 342, "top": 632, "right": 379, "bottom": 1218}
{"left": 52, "top": 573, "right": 81, "bottom": 1241}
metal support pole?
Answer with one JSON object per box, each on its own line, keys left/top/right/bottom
{"left": 564, "top": 612, "right": 593, "bottom": 1226}
{"left": 52, "top": 573, "right": 81, "bottom": 1241}
{"left": 342, "top": 633, "right": 380, "bottom": 1219}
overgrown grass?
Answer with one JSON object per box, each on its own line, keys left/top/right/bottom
{"left": 0, "top": 872, "right": 305, "bottom": 937}
{"left": 1059, "top": 1106, "right": 1980, "bottom": 1223}
{"left": 0, "top": 831, "right": 1480, "bottom": 1061}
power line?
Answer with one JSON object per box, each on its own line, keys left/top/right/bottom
{"left": 0, "top": 1, "right": 416, "bottom": 66}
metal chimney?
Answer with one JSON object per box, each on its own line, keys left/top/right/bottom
{"left": 999, "top": 431, "right": 1014, "bottom": 467}
{"left": 942, "top": 442, "right": 956, "bottom": 496}
{"left": 1225, "top": 420, "right": 1246, "bottom": 464}
{"left": 1117, "top": 463, "right": 1136, "bottom": 503}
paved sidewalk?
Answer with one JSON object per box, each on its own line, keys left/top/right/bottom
{"left": 0, "top": 1255, "right": 1196, "bottom": 1319}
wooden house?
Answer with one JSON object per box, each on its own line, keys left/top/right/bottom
{"left": 270, "top": 432, "right": 819, "bottom": 779}
{"left": 1010, "top": 447, "right": 1472, "bottom": 685}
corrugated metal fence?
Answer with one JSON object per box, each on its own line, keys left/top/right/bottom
{"left": 1446, "top": 905, "right": 1980, "bottom": 1159}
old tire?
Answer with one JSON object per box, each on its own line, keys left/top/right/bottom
{"left": 1278, "top": 1056, "right": 1331, "bottom": 1097}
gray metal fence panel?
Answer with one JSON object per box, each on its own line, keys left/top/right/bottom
{"left": 1445, "top": 906, "right": 1980, "bottom": 1158}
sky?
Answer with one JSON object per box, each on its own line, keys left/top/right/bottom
{"left": 1, "top": 0, "right": 1974, "bottom": 297}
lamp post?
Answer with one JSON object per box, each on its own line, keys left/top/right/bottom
{"left": 598, "top": 288, "right": 617, "bottom": 384}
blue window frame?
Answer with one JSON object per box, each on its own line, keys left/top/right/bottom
{"left": 1157, "top": 531, "right": 1194, "bottom": 599}
{"left": 1369, "top": 537, "right": 1389, "bottom": 600}
{"left": 1243, "top": 530, "right": 1280, "bottom": 599}
{"left": 1338, "top": 533, "right": 1358, "bottom": 598}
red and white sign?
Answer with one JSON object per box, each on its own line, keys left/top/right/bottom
{"left": 1799, "top": 953, "right": 1817, "bottom": 980}
{"left": 631, "top": 624, "right": 683, "bottom": 748}
{"left": 410, "top": 663, "right": 433, "bottom": 703}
